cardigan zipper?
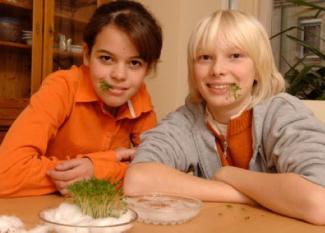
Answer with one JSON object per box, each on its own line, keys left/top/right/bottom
{"left": 223, "top": 140, "right": 228, "bottom": 159}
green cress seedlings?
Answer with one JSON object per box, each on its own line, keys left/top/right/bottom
{"left": 99, "top": 80, "right": 112, "bottom": 91}
{"left": 228, "top": 83, "right": 241, "bottom": 100}
{"left": 68, "top": 178, "right": 127, "bottom": 218}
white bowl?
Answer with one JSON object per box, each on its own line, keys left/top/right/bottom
{"left": 126, "top": 193, "right": 202, "bottom": 225}
{"left": 39, "top": 203, "right": 137, "bottom": 233}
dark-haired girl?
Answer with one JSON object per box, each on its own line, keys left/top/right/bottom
{"left": 0, "top": 0, "right": 162, "bottom": 197}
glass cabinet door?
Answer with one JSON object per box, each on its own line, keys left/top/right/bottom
{"left": 43, "top": 0, "right": 98, "bottom": 77}
{"left": 0, "top": 0, "right": 42, "bottom": 132}
{"left": 0, "top": 0, "right": 32, "bottom": 100}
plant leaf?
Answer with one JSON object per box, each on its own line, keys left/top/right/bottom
{"left": 99, "top": 80, "right": 112, "bottom": 91}
{"left": 270, "top": 26, "right": 303, "bottom": 39}
{"left": 289, "top": 0, "right": 325, "bottom": 11}
{"left": 286, "top": 35, "right": 325, "bottom": 60}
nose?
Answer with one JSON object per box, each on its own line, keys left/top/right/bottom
{"left": 111, "top": 63, "right": 127, "bottom": 81}
{"left": 211, "top": 57, "right": 226, "bottom": 77}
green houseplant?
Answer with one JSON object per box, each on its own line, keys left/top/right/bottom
{"left": 270, "top": 0, "right": 325, "bottom": 100}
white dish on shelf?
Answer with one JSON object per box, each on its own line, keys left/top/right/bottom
{"left": 126, "top": 193, "right": 202, "bottom": 225}
{"left": 21, "top": 30, "right": 32, "bottom": 36}
{"left": 70, "top": 44, "right": 83, "bottom": 53}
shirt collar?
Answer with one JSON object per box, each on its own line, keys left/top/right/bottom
{"left": 116, "top": 84, "right": 154, "bottom": 120}
{"left": 205, "top": 97, "right": 252, "bottom": 136}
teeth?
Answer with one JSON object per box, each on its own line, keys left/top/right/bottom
{"left": 208, "top": 84, "right": 228, "bottom": 89}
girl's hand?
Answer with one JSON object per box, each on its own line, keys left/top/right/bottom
{"left": 114, "top": 147, "right": 135, "bottom": 162}
{"left": 47, "top": 158, "right": 94, "bottom": 195}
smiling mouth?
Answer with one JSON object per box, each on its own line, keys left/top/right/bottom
{"left": 207, "top": 83, "right": 241, "bottom": 99}
{"left": 99, "top": 80, "right": 128, "bottom": 93}
{"left": 107, "top": 87, "right": 129, "bottom": 96}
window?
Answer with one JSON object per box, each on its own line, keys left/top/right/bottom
{"left": 299, "top": 18, "right": 321, "bottom": 58}
{"left": 271, "top": 0, "right": 324, "bottom": 73}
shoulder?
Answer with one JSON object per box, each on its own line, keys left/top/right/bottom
{"left": 253, "top": 93, "right": 325, "bottom": 138}
{"left": 29, "top": 66, "right": 83, "bottom": 112}
{"left": 161, "top": 100, "right": 204, "bottom": 128}
{"left": 266, "top": 93, "right": 306, "bottom": 109}
{"left": 255, "top": 93, "right": 312, "bottom": 119}
{"left": 41, "top": 66, "right": 81, "bottom": 93}
{"left": 141, "top": 100, "right": 204, "bottom": 139}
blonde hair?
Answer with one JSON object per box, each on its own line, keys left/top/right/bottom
{"left": 187, "top": 10, "right": 285, "bottom": 106}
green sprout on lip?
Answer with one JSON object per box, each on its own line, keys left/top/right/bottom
{"left": 68, "top": 178, "right": 127, "bottom": 219}
{"left": 228, "top": 83, "right": 241, "bottom": 100}
{"left": 99, "top": 80, "right": 112, "bottom": 91}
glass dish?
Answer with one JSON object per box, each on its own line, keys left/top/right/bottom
{"left": 39, "top": 203, "right": 137, "bottom": 233}
{"left": 126, "top": 193, "right": 202, "bottom": 225}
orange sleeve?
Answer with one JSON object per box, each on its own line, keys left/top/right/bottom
{"left": 0, "top": 72, "right": 74, "bottom": 197}
{"left": 78, "top": 151, "right": 128, "bottom": 182}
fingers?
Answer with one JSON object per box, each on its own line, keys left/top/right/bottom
{"left": 47, "top": 158, "right": 94, "bottom": 195}
{"left": 53, "top": 178, "right": 82, "bottom": 196}
{"left": 59, "top": 189, "right": 70, "bottom": 196}
{"left": 48, "top": 158, "right": 94, "bottom": 181}
{"left": 115, "top": 148, "right": 136, "bottom": 161}
{"left": 47, "top": 157, "right": 95, "bottom": 196}
{"left": 55, "top": 159, "right": 82, "bottom": 171}
{"left": 47, "top": 168, "right": 78, "bottom": 181}
{"left": 53, "top": 179, "right": 74, "bottom": 190}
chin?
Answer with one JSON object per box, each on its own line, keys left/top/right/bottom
{"left": 103, "top": 101, "right": 125, "bottom": 108}
{"left": 101, "top": 95, "right": 128, "bottom": 107}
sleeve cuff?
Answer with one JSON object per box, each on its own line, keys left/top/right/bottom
{"left": 77, "top": 151, "right": 128, "bottom": 181}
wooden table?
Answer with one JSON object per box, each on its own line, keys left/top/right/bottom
{"left": 1, "top": 195, "right": 325, "bottom": 233}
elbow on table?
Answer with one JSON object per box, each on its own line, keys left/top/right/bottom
{"left": 123, "top": 163, "right": 147, "bottom": 196}
{"left": 301, "top": 189, "right": 325, "bottom": 225}
{"left": 303, "top": 206, "right": 325, "bottom": 225}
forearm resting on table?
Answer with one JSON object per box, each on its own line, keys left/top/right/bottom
{"left": 123, "top": 162, "right": 254, "bottom": 204}
{"left": 215, "top": 166, "right": 325, "bottom": 225}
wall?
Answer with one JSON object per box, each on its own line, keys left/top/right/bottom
{"left": 138, "top": 0, "right": 271, "bottom": 119}
{"left": 137, "top": 0, "right": 222, "bottom": 119}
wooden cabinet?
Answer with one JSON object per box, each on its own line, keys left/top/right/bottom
{"left": 43, "top": 0, "right": 107, "bottom": 77}
{"left": 0, "top": 0, "right": 108, "bottom": 140}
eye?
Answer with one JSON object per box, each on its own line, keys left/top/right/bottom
{"left": 197, "top": 54, "right": 213, "bottom": 63}
{"left": 129, "top": 59, "right": 144, "bottom": 69}
{"left": 99, "top": 55, "right": 113, "bottom": 63}
{"left": 230, "top": 53, "right": 242, "bottom": 59}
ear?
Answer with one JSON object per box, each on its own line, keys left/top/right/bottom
{"left": 83, "top": 43, "right": 90, "bottom": 67}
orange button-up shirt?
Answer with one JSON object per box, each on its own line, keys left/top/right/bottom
{"left": 0, "top": 65, "right": 157, "bottom": 197}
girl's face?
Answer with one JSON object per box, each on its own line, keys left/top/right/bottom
{"left": 84, "top": 25, "right": 149, "bottom": 109}
{"left": 194, "top": 37, "right": 256, "bottom": 120}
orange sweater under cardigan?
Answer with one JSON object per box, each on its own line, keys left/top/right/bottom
{"left": 207, "top": 109, "right": 253, "bottom": 169}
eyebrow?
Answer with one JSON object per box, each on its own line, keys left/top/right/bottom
{"left": 95, "top": 49, "right": 143, "bottom": 60}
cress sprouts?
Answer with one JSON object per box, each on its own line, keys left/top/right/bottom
{"left": 99, "top": 80, "right": 112, "bottom": 91}
{"left": 228, "top": 83, "right": 241, "bottom": 100}
{"left": 68, "top": 178, "right": 127, "bottom": 219}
